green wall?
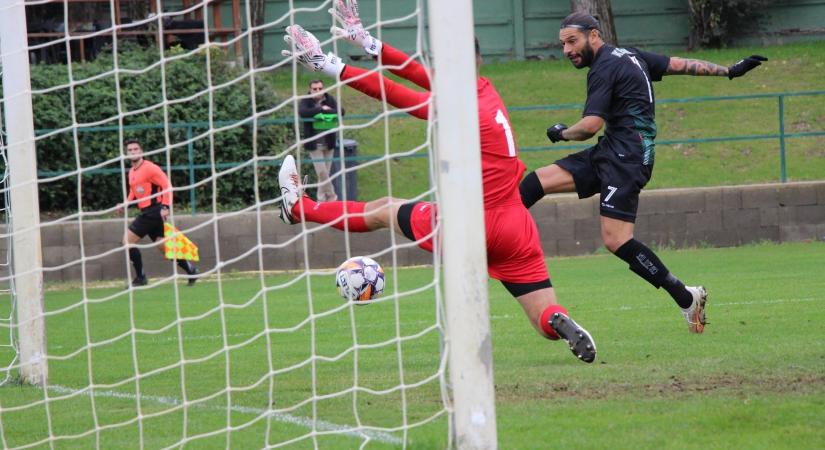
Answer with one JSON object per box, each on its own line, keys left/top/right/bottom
{"left": 205, "top": 0, "right": 825, "bottom": 64}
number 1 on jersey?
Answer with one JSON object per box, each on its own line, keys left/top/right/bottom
{"left": 495, "top": 109, "right": 516, "bottom": 157}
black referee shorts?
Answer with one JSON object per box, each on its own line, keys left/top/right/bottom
{"left": 128, "top": 204, "right": 165, "bottom": 241}
{"left": 555, "top": 146, "right": 652, "bottom": 223}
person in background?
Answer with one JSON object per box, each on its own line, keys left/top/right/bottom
{"left": 299, "top": 79, "right": 345, "bottom": 202}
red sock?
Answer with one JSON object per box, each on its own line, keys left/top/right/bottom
{"left": 539, "top": 304, "right": 569, "bottom": 340}
{"left": 292, "top": 196, "right": 370, "bottom": 232}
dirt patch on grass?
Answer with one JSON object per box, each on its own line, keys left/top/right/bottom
{"left": 674, "top": 143, "right": 697, "bottom": 157}
{"left": 792, "top": 120, "right": 812, "bottom": 132}
{"left": 496, "top": 372, "right": 825, "bottom": 402}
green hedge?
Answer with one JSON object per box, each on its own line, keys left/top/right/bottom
{"left": 26, "top": 43, "right": 293, "bottom": 213}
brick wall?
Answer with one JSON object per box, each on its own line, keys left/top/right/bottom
{"left": 2, "top": 182, "right": 823, "bottom": 283}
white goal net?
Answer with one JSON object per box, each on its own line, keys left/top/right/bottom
{"left": 0, "top": 95, "right": 19, "bottom": 388}
{"left": 0, "top": 0, "right": 493, "bottom": 448}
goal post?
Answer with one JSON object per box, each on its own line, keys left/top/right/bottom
{"left": 427, "top": 0, "right": 497, "bottom": 447}
{"left": 0, "top": 0, "right": 48, "bottom": 386}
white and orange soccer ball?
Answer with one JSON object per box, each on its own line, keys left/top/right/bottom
{"left": 335, "top": 256, "right": 385, "bottom": 303}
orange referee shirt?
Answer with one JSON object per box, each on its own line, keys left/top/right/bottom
{"left": 127, "top": 160, "right": 172, "bottom": 209}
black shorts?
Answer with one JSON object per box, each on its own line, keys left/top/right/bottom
{"left": 128, "top": 204, "right": 164, "bottom": 241}
{"left": 396, "top": 201, "right": 419, "bottom": 242}
{"left": 555, "top": 146, "right": 652, "bottom": 223}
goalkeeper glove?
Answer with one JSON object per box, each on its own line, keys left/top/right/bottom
{"left": 329, "top": 0, "right": 383, "bottom": 57}
{"left": 546, "top": 123, "right": 569, "bottom": 143}
{"left": 728, "top": 55, "right": 767, "bottom": 79}
{"left": 281, "top": 25, "right": 345, "bottom": 77}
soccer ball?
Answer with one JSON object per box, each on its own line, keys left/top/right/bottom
{"left": 335, "top": 256, "right": 385, "bottom": 303}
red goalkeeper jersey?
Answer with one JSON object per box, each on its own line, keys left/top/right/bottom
{"left": 341, "top": 45, "right": 525, "bottom": 208}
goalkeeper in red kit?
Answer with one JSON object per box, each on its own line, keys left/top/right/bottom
{"left": 277, "top": 0, "right": 596, "bottom": 363}
{"left": 118, "top": 140, "right": 198, "bottom": 287}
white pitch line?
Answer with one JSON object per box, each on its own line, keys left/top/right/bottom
{"left": 48, "top": 385, "right": 404, "bottom": 446}
{"left": 579, "top": 296, "right": 818, "bottom": 314}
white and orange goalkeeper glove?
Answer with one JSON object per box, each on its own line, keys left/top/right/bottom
{"left": 329, "top": 0, "right": 382, "bottom": 57}
{"left": 281, "top": 24, "right": 345, "bottom": 77}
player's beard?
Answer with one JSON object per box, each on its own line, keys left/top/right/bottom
{"left": 570, "top": 41, "right": 595, "bottom": 69}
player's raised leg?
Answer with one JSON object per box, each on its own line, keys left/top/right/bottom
{"left": 602, "top": 215, "right": 708, "bottom": 333}
{"left": 491, "top": 207, "right": 597, "bottom": 363}
{"left": 278, "top": 154, "right": 301, "bottom": 224}
{"left": 510, "top": 285, "right": 596, "bottom": 363}
{"left": 519, "top": 163, "right": 577, "bottom": 209}
{"left": 278, "top": 154, "right": 407, "bottom": 234}
{"left": 683, "top": 285, "right": 708, "bottom": 333}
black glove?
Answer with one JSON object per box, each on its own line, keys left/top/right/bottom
{"left": 728, "top": 55, "right": 767, "bottom": 79}
{"left": 546, "top": 123, "right": 569, "bottom": 143}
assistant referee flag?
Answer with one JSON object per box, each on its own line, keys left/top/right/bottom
{"left": 163, "top": 223, "right": 200, "bottom": 262}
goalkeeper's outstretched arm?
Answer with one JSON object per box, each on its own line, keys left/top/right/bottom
{"left": 380, "top": 44, "right": 431, "bottom": 90}
{"left": 341, "top": 65, "right": 430, "bottom": 119}
{"left": 329, "top": 0, "right": 431, "bottom": 90}
{"left": 282, "top": 24, "right": 430, "bottom": 120}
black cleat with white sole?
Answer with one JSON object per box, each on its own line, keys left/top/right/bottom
{"left": 187, "top": 265, "right": 199, "bottom": 286}
{"left": 550, "top": 312, "right": 597, "bottom": 363}
{"left": 126, "top": 275, "right": 148, "bottom": 289}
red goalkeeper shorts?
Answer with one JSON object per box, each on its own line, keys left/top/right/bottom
{"left": 398, "top": 201, "right": 550, "bottom": 284}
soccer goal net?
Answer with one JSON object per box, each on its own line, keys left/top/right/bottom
{"left": 0, "top": 0, "right": 494, "bottom": 448}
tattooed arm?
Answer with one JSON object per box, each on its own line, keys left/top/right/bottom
{"left": 666, "top": 55, "right": 768, "bottom": 79}
{"left": 666, "top": 57, "right": 729, "bottom": 76}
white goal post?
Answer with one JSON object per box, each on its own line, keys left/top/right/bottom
{"left": 0, "top": 0, "right": 48, "bottom": 387}
{"left": 427, "top": 0, "right": 497, "bottom": 447}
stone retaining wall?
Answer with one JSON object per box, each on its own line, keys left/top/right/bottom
{"left": 2, "top": 182, "right": 823, "bottom": 283}
{"left": 530, "top": 181, "right": 825, "bottom": 256}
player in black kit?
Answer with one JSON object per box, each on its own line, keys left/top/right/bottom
{"left": 519, "top": 12, "right": 767, "bottom": 333}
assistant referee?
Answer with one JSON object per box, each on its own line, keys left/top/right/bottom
{"left": 119, "top": 140, "right": 198, "bottom": 287}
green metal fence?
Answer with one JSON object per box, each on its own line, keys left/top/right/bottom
{"left": 35, "top": 90, "right": 825, "bottom": 214}
{"left": 511, "top": 90, "right": 825, "bottom": 183}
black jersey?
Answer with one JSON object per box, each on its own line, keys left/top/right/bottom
{"left": 583, "top": 45, "right": 670, "bottom": 166}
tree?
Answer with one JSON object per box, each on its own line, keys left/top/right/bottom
{"left": 570, "top": 0, "right": 618, "bottom": 46}
{"left": 687, "top": 0, "right": 768, "bottom": 49}
{"left": 250, "top": 0, "right": 266, "bottom": 67}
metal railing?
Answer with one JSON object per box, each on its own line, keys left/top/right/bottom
{"left": 509, "top": 90, "right": 825, "bottom": 183}
{"left": 34, "top": 90, "right": 825, "bottom": 214}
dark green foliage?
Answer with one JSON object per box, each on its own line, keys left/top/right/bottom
{"left": 687, "top": 0, "right": 770, "bottom": 49}
{"left": 27, "top": 43, "right": 292, "bottom": 213}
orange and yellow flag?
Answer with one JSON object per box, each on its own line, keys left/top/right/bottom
{"left": 163, "top": 223, "right": 199, "bottom": 262}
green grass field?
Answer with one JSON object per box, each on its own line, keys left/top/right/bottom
{"left": 269, "top": 41, "right": 825, "bottom": 200}
{"left": 1, "top": 241, "right": 823, "bottom": 449}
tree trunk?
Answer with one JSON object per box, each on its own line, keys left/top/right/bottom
{"left": 250, "top": 0, "right": 265, "bottom": 67}
{"left": 570, "top": 0, "right": 618, "bottom": 46}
